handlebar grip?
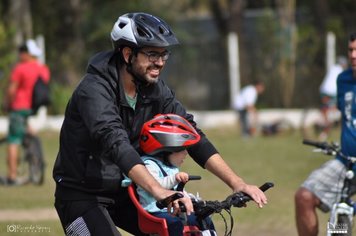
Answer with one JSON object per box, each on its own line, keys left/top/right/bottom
{"left": 176, "top": 175, "right": 202, "bottom": 191}
{"left": 302, "top": 139, "right": 327, "bottom": 149}
{"left": 188, "top": 175, "right": 202, "bottom": 181}
{"left": 259, "top": 182, "right": 274, "bottom": 192}
{"left": 156, "top": 192, "right": 185, "bottom": 209}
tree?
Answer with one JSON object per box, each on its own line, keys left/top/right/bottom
{"left": 275, "top": 0, "right": 296, "bottom": 107}
{"left": 5, "top": 0, "right": 33, "bottom": 46}
{"left": 208, "top": 0, "right": 297, "bottom": 107}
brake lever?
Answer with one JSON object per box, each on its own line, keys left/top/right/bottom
{"left": 156, "top": 192, "right": 185, "bottom": 209}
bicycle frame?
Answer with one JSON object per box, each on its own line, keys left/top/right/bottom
{"left": 303, "top": 139, "right": 356, "bottom": 236}
{"left": 0, "top": 133, "right": 45, "bottom": 186}
{"left": 327, "top": 165, "right": 355, "bottom": 236}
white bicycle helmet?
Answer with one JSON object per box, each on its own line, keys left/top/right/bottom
{"left": 111, "top": 12, "right": 179, "bottom": 49}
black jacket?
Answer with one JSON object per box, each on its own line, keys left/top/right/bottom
{"left": 53, "top": 50, "right": 218, "bottom": 200}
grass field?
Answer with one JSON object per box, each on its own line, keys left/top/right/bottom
{"left": 0, "top": 125, "right": 350, "bottom": 235}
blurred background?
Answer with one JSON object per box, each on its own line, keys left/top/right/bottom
{"left": 0, "top": 0, "right": 355, "bottom": 113}
{"left": 0, "top": 1, "right": 355, "bottom": 235}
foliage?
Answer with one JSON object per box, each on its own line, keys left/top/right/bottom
{"left": 48, "top": 82, "right": 73, "bottom": 115}
{"left": 0, "top": 0, "right": 355, "bottom": 111}
{"left": 0, "top": 22, "right": 16, "bottom": 115}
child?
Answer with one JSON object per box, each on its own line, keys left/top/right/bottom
{"left": 138, "top": 113, "right": 216, "bottom": 236}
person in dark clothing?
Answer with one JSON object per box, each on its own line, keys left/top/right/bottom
{"left": 53, "top": 12, "right": 267, "bottom": 236}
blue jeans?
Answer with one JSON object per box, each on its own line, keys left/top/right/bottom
{"left": 151, "top": 212, "right": 215, "bottom": 236}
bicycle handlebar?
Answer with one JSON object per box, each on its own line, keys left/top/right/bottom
{"left": 156, "top": 192, "right": 185, "bottom": 209}
{"left": 187, "top": 175, "right": 202, "bottom": 181}
{"left": 302, "top": 139, "right": 356, "bottom": 164}
{"left": 156, "top": 175, "right": 201, "bottom": 209}
{"left": 302, "top": 139, "right": 339, "bottom": 156}
{"left": 156, "top": 181, "right": 274, "bottom": 214}
{"left": 176, "top": 175, "right": 202, "bottom": 192}
{"left": 192, "top": 182, "right": 274, "bottom": 219}
{"left": 302, "top": 139, "right": 329, "bottom": 149}
{"left": 156, "top": 180, "right": 273, "bottom": 236}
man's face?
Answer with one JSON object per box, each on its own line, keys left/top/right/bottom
{"left": 19, "top": 52, "right": 32, "bottom": 62}
{"left": 348, "top": 39, "right": 356, "bottom": 72}
{"left": 131, "top": 47, "right": 169, "bottom": 84}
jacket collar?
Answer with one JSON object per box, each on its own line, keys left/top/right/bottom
{"left": 86, "top": 50, "right": 163, "bottom": 104}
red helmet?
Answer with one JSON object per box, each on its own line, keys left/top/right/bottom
{"left": 140, "top": 114, "right": 201, "bottom": 155}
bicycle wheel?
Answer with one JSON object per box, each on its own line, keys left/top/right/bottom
{"left": 23, "top": 134, "right": 45, "bottom": 185}
{"left": 330, "top": 214, "right": 352, "bottom": 236}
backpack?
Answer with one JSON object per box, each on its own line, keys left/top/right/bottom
{"left": 31, "top": 75, "right": 50, "bottom": 114}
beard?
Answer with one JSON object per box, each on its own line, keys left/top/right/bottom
{"left": 131, "top": 63, "right": 162, "bottom": 85}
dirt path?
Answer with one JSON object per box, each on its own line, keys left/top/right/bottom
{"left": 0, "top": 208, "right": 58, "bottom": 222}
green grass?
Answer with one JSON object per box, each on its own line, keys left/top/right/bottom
{"left": 0, "top": 126, "right": 350, "bottom": 235}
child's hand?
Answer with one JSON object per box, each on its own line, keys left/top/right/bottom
{"left": 175, "top": 172, "right": 189, "bottom": 183}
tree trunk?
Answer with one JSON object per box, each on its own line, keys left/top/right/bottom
{"left": 275, "top": 0, "right": 296, "bottom": 107}
{"left": 55, "top": 0, "right": 85, "bottom": 85}
{"left": 6, "top": 0, "right": 33, "bottom": 46}
{"left": 208, "top": 0, "right": 248, "bottom": 87}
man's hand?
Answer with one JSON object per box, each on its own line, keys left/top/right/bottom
{"left": 173, "top": 195, "right": 193, "bottom": 215}
{"left": 237, "top": 183, "right": 268, "bottom": 208}
{"left": 163, "top": 190, "right": 193, "bottom": 215}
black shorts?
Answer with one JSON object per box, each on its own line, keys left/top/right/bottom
{"left": 54, "top": 189, "right": 148, "bottom": 236}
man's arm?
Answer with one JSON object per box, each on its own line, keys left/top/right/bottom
{"left": 158, "top": 81, "right": 267, "bottom": 206}
{"left": 204, "top": 153, "right": 267, "bottom": 208}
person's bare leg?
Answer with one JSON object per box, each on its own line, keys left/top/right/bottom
{"left": 7, "top": 143, "right": 19, "bottom": 180}
{"left": 295, "top": 187, "right": 321, "bottom": 236}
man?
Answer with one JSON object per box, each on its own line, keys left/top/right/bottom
{"left": 233, "top": 81, "right": 265, "bottom": 137}
{"left": 53, "top": 12, "right": 267, "bottom": 236}
{"left": 295, "top": 32, "right": 356, "bottom": 236}
{"left": 5, "top": 39, "right": 50, "bottom": 185}
{"left": 318, "top": 56, "right": 348, "bottom": 140}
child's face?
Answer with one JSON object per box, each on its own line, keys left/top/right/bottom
{"left": 168, "top": 150, "right": 188, "bottom": 167}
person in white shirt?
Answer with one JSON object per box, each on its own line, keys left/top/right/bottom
{"left": 319, "top": 56, "right": 348, "bottom": 139}
{"left": 233, "top": 81, "right": 265, "bottom": 137}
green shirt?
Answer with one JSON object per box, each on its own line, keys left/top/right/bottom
{"left": 125, "top": 93, "right": 137, "bottom": 110}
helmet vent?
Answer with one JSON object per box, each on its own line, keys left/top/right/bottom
{"left": 159, "top": 25, "right": 169, "bottom": 35}
{"left": 137, "top": 28, "right": 148, "bottom": 37}
{"left": 118, "top": 22, "right": 126, "bottom": 29}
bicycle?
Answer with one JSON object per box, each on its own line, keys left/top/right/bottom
{"left": 300, "top": 107, "right": 340, "bottom": 141}
{"left": 0, "top": 132, "right": 45, "bottom": 186}
{"left": 146, "top": 176, "right": 274, "bottom": 236}
{"left": 303, "top": 139, "right": 356, "bottom": 236}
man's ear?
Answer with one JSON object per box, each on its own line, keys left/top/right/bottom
{"left": 122, "top": 47, "right": 133, "bottom": 64}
